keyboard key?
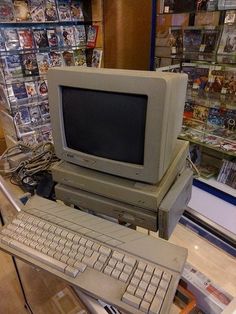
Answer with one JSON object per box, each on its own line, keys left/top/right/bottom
{"left": 65, "top": 265, "right": 79, "bottom": 278}
{"left": 122, "top": 292, "right": 141, "bottom": 309}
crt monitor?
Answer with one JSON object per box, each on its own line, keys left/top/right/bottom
{"left": 48, "top": 67, "right": 187, "bottom": 184}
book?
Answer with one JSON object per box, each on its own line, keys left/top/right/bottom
{"left": 200, "top": 28, "right": 220, "bottom": 53}
{"left": 33, "top": 29, "right": 49, "bottom": 49}
{"left": 73, "top": 49, "right": 87, "bottom": 66}
{"left": 74, "top": 25, "right": 87, "bottom": 47}
{"left": 218, "top": 25, "right": 236, "bottom": 55}
{"left": 49, "top": 51, "right": 63, "bottom": 67}
{"left": 62, "top": 50, "right": 74, "bottom": 66}
{"left": 169, "top": 28, "right": 183, "bottom": 54}
{"left": 183, "top": 28, "right": 203, "bottom": 53}
{"left": 25, "top": 81, "right": 37, "bottom": 97}
{"left": 47, "top": 28, "right": 60, "bottom": 48}
{"left": 70, "top": 0, "right": 84, "bottom": 21}
{"left": 62, "top": 26, "right": 76, "bottom": 47}
{"left": 44, "top": 0, "right": 58, "bottom": 21}
{"left": 4, "top": 29, "right": 20, "bottom": 51}
{"left": 57, "top": 0, "right": 71, "bottom": 21}
{"left": 18, "top": 29, "right": 35, "bottom": 50}
{"left": 0, "top": 0, "right": 15, "bottom": 22}
{"left": 36, "top": 52, "right": 51, "bottom": 74}
{"left": 21, "top": 53, "right": 39, "bottom": 76}
{"left": 12, "top": 82, "right": 28, "bottom": 99}
{"left": 13, "top": 0, "right": 31, "bottom": 21}
{"left": 91, "top": 49, "right": 103, "bottom": 68}
{"left": 29, "top": 0, "right": 45, "bottom": 22}
{"left": 194, "top": 11, "right": 220, "bottom": 26}
{"left": 37, "top": 79, "right": 48, "bottom": 96}
{"left": 86, "top": 25, "right": 99, "bottom": 48}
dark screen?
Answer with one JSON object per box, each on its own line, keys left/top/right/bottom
{"left": 62, "top": 86, "right": 147, "bottom": 164}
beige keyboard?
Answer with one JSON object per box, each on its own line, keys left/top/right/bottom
{"left": 0, "top": 196, "right": 187, "bottom": 314}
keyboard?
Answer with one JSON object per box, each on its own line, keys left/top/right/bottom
{"left": 0, "top": 196, "right": 187, "bottom": 314}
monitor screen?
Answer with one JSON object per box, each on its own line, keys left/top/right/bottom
{"left": 62, "top": 86, "right": 147, "bottom": 164}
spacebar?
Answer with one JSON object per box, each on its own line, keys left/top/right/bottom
{"left": 10, "top": 240, "right": 67, "bottom": 272}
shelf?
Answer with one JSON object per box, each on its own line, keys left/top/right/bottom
{"left": 193, "top": 178, "right": 236, "bottom": 205}
{"left": 196, "top": 176, "right": 236, "bottom": 197}
{"left": 179, "top": 134, "right": 236, "bottom": 157}
{"left": 155, "top": 53, "right": 236, "bottom": 64}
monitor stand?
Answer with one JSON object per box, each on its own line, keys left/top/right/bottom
{"left": 52, "top": 140, "right": 193, "bottom": 238}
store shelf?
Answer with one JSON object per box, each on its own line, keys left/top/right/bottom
{"left": 193, "top": 178, "right": 236, "bottom": 205}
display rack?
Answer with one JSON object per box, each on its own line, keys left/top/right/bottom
{"left": 155, "top": 1, "right": 236, "bottom": 202}
{"left": 0, "top": 0, "right": 104, "bottom": 147}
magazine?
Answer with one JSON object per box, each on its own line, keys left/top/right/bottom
{"left": 218, "top": 25, "right": 236, "bottom": 55}
{"left": 13, "top": 0, "right": 31, "bottom": 21}
{"left": 0, "top": 0, "right": 15, "bottom": 22}
{"left": 91, "top": 49, "right": 103, "bottom": 68}
{"left": 87, "top": 25, "right": 99, "bottom": 48}
{"left": 70, "top": 0, "right": 84, "bottom": 21}
{"left": 57, "top": 0, "right": 71, "bottom": 21}
{"left": 74, "top": 25, "right": 86, "bottom": 47}
{"left": 196, "top": 0, "right": 218, "bottom": 11}
{"left": 44, "top": 0, "right": 58, "bottom": 21}
{"left": 62, "top": 50, "right": 75, "bottom": 66}
{"left": 183, "top": 28, "right": 203, "bottom": 53}
{"left": 25, "top": 81, "right": 37, "bottom": 97}
{"left": 200, "top": 28, "right": 220, "bottom": 53}
{"left": 21, "top": 53, "right": 39, "bottom": 76}
{"left": 62, "top": 26, "right": 76, "bottom": 47}
{"left": 33, "top": 29, "right": 49, "bottom": 49}
{"left": 18, "top": 29, "right": 35, "bottom": 50}
{"left": 49, "top": 51, "right": 63, "bottom": 67}
{"left": 73, "top": 49, "right": 87, "bottom": 66}
{"left": 4, "top": 29, "right": 20, "bottom": 51}
{"left": 29, "top": 0, "right": 45, "bottom": 22}
{"left": 36, "top": 52, "right": 51, "bottom": 74}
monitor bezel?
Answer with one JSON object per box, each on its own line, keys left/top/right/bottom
{"left": 48, "top": 68, "right": 179, "bottom": 184}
